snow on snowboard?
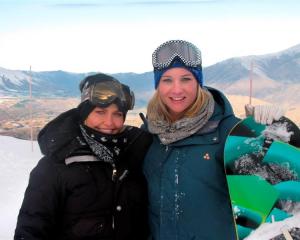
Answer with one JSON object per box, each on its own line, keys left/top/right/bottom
{"left": 224, "top": 116, "right": 300, "bottom": 240}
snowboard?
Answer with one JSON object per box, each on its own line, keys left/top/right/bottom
{"left": 224, "top": 116, "right": 300, "bottom": 240}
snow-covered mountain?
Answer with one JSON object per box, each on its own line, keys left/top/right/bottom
{"left": 1, "top": 43, "right": 300, "bottom": 106}
{"left": 206, "top": 43, "right": 300, "bottom": 84}
{"left": 205, "top": 43, "right": 300, "bottom": 106}
{"left": 0, "top": 136, "right": 42, "bottom": 240}
{"left": 0, "top": 68, "right": 154, "bottom": 106}
{"left": 0, "top": 68, "right": 87, "bottom": 97}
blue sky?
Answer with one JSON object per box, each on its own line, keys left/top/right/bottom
{"left": 1, "top": 0, "right": 300, "bottom": 73}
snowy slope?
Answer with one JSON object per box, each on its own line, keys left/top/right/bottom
{"left": 0, "top": 136, "right": 42, "bottom": 240}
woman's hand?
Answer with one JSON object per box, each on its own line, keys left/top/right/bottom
{"left": 245, "top": 104, "right": 285, "bottom": 125}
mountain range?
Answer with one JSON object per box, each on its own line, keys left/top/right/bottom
{"left": 1, "top": 43, "right": 300, "bottom": 109}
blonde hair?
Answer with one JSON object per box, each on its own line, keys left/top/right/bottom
{"left": 147, "top": 86, "right": 210, "bottom": 123}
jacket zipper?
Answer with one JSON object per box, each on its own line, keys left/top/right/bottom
{"left": 111, "top": 164, "right": 129, "bottom": 230}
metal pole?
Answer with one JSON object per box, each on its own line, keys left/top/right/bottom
{"left": 249, "top": 61, "right": 253, "bottom": 105}
{"left": 29, "top": 66, "right": 33, "bottom": 152}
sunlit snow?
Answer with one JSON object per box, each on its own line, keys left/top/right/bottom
{"left": 0, "top": 136, "right": 42, "bottom": 240}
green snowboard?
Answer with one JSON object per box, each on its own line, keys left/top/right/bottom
{"left": 224, "top": 116, "right": 300, "bottom": 239}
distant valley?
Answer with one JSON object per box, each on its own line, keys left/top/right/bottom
{"left": 0, "top": 97, "right": 147, "bottom": 140}
{"left": 1, "top": 94, "right": 299, "bottom": 140}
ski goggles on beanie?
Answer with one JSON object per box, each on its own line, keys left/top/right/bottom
{"left": 153, "top": 58, "right": 203, "bottom": 88}
{"left": 152, "top": 40, "right": 202, "bottom": 70}
{"left": 80, "top": 74, "right": 135, "bottom": 114}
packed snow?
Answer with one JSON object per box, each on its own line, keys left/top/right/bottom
{"left": 0, "top": 136, "right": 42, "bottom": 240}
{"left": 245, "top": 213, "right": 300, "bottom": 240}
{"left": 262, "top": 121, "right": 294, "bottom": 143}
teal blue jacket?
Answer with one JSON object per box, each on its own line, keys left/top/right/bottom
{"left": 143, "top": 87, "right": 239, "bottom": 240}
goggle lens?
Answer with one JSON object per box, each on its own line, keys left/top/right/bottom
{"left": 81, "top": 81, "right": 134, "bottom": 112}
{"left": 152, "top": 40, "right": 202, "bottom": 70}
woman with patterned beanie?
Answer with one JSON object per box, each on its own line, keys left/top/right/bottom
{"left": 142, "top": 40, "right": 284, "bottom": 240}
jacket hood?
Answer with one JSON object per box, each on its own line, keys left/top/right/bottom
{"left": 205, "top": 86, "right": 234, "bottom": 120}
{"left": 38, "top": 108, "right": 84, "bottom": 161}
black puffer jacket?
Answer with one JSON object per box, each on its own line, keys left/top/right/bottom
{"left": 14, "top": 108, "right": 153, "bottom": 240}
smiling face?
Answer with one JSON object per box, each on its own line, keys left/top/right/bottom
{"left": 84, "top": 104, "right": 125, "bottom": 134}
{"left": 157, "top": 67, "right": 198, "bottom": 121}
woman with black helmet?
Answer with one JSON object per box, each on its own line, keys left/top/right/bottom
{"left": 142, "top": 40, "right": 285, "bottom": 240}
{"left": 14, "top": 73, "right": 152, "bottom": 240}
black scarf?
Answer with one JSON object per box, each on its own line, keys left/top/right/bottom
{"left": 79, "top": 124, "right": 129, "bottom": 165}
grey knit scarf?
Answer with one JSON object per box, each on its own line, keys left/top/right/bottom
{"left": 148, "top": 89, "right": 215, "bottom": 145}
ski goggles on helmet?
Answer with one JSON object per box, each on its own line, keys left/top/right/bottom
{"left": 81, "top": 79, "right": 135, "bottom": 112}
{"left": 152, "top": 40, "right": 202, "bottom": 70}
